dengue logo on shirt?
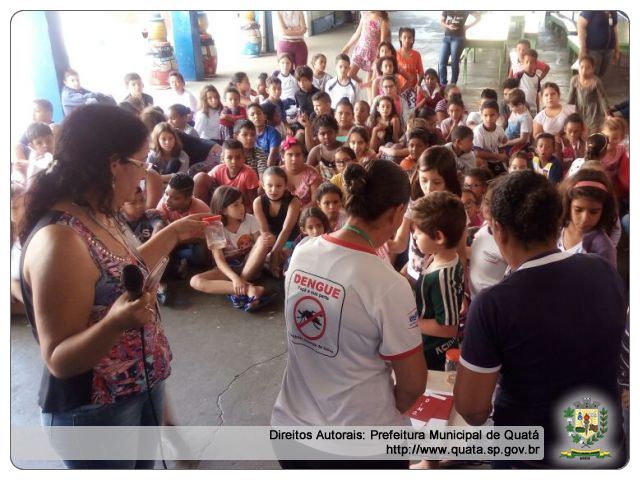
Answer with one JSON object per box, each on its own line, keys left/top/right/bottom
{"left": 560, "top": 396, "right": 611, "bottom": 460}
{"left": 287, "top": 270, "right": 345, "bottom": 358}
{"left": 294, "top": 296, "right": 326, "bottom": 340}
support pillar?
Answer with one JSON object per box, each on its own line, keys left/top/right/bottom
{"left": 263, "top": 11, "right": 275, "bottom": 53}
{"left": 171, "top": 11, "right": 204, "bottom": 81}
{"left": 30, "top": 11, "right": 69, "bottom": 121}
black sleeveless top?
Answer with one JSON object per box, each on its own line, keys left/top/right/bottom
{"left": 383, "top": 123, "right": 394, "bottom": 144}
{"left": 260, "top": 192, "right": 300, "bottom": 242}
{"left": 20, "top": 212, "right": 92, "bottom": 412}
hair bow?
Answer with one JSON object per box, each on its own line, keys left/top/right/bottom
{"left": 280, "top": 136, "right": 298, "bottom": 151}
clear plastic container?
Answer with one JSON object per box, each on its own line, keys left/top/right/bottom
{"left": 203, "top": 215, "right": 226, "bottom": 250}
{"left": 444, "top": 348, "right": 460, "bottom": 384}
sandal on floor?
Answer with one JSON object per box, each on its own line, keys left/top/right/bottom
{"left": 227, "top": 294, "right": 250, "bottom": 309}
{"left": 243, "top": 293, "right": 276, "bottom": 313}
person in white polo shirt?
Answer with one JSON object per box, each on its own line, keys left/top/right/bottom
{"left": 272, "top": 160, "right": 427, "bottom": 469}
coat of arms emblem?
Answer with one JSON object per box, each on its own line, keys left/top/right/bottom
{"left": 561, "top": 397, "right": 610, "bottom": 459}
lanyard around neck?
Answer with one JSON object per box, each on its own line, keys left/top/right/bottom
{"left": 342, "top": 224, "right": 374, "bottom": 248}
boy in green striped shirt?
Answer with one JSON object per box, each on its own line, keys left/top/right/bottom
{"left": 411, "top": 191, "right": 467, "bottom": 370}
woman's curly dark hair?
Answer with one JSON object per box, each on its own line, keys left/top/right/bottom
{"left": 21, "top": 104, "right": 148, "bottom": 243}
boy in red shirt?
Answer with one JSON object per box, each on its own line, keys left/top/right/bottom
{"left": 193, "top": 139, "right": 259, "bottom": 211}
{"left": 157, "top": 172, "right": 211, "bottom": 222}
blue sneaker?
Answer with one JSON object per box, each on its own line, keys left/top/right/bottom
{"left": 243, "top": 293, "right": 276, "bottom": 313}
{"left": 227, "top": 295, "right": 249, "bottom": 309}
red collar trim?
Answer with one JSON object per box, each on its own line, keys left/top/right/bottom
{"left": 322, "top": 234, "right": 377, "bottom": 255}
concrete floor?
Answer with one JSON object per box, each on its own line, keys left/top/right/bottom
{"left": 10, "top": 11, "right": 629, "bottom": 470}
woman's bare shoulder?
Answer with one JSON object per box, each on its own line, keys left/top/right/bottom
{"left": 23, "top": 222, "right": 97, "bottom": 286}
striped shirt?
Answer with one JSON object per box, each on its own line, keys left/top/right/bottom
{"left": 415, "top": 255, "right": 464, "bottom": 352}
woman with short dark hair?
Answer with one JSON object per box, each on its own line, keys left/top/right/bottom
{"left": 455, "top": 171, "right": 626, "bottom": 467}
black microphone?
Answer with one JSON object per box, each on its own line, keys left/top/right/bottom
{"left": 121, "top": 264, "right": 144, "bottom": 300}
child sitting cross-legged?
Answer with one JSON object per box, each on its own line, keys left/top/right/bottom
{"left": 190, "top": 186, "right": 276, "bottom": 312}
{"left": 411, "top": 191, "right": 467, "bottom": 371}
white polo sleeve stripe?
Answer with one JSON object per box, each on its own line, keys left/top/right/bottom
{"left": 460, "top": 355, "right": 501, "bottom": 374}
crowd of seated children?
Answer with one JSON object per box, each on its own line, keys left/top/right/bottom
{"left": 13, "top": 22, "right": 629, "bottom": 402}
